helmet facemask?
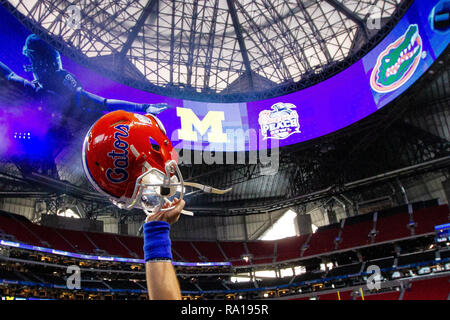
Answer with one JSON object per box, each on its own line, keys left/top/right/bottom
{"left": 110, "top": 156, "right": 231, "bottom": 217}
{"left": 109, "top": 159, "right": 186, "bottom": 216}
{"left": 134, "top": 159, "right": 185, "bottom": 216}
{"left": 83, "top": 111, "right": 231, "bottom": 219}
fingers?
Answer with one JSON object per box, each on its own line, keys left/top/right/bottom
{"left": 173, "top": 198, "right": 185, "bottom": 211}
{"left": 146, "top": 197, "right": 185, "bottom": 224}
{"left": 169, "top": 198, "right": 185, "bottom": 213}
{"left": 153, "top": 204, "right": 162, "bottom": 213}
{"left": 155, "top": 198, "right": 180, "bottom": 212}
{"left": 162, "top": 197, "right": 179, "bottom": 209}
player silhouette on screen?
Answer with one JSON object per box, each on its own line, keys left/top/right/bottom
{"left": 0, "top": 34, "right": 170, "bottom": 116}
{"left": 0, "top": 34, "right": 170, "bottom": 178}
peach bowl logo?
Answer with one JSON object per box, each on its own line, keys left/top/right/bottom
{"left": 258, "top": 103, "right": 300, "bottom": 140}
{"left": 370, "top": 24, "right": 423, "bottom": 93}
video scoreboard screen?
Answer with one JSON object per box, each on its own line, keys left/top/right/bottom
{"left": 435, "top": 223, "right": 450, "bottom": 242}
{"left": 0, "top": 0, "right": 449, "bottom": 155}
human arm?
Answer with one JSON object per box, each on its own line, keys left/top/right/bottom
{"left": 143, "top": 198, "right": 185, "bottom": 300}
{"left": 145, "top": 257, "right": 181, "bottom": 300}
{"left": 75, "top": 88, "right": 170, "bottom": 115}
{"left": 0, "top": 61, "right": 37, "bottom": 94}
{"left": 0, "top": 61, "right": 13, "bottom": 80}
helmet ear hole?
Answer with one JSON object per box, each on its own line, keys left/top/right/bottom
{"left": 160, "top": 186, "right": 171, "bottom": 196}
{"left": 149, "top": 137, "right": 160, "bottom": 152}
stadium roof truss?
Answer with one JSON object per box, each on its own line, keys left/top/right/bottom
{"left": 0, "top": 0, "right": 448, "bottom": 220}
{"left": 0, "top": 37, "right": 448, "bottom": 220}
{"left": 2, "top": 0, "right": 409, "bottom": 101}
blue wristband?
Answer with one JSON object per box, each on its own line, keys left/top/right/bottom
{"left": 143, "top": 221, "right": 172, "bottom": 262}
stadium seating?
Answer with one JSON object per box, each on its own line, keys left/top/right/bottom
{"left": 318, "top": 290, "right": 353, "bottom": 300}
{"left": 0, "top": 267, "right": 68, "bottom": 286}
{"left": 85, "top": 231, "right": 131, "bottom": 258}
{"left": 397, "top": 251, "right": 436, "bottom": 266}
{"left": 81, "top": 280, "right": 110, "bottom": 290}
{"left": 218, "top": 241, "right": 248, "bottom": 266}
{"left": 0, "top": 214, "right": 42, "bottom": 246}
{"left": 292, "top": 271, "right": 325, "bottom": 283}
{"left": 0, "top": 203, "right": 448, "bottom": 267}
{"left": 338, "top": 213, "right": 374, "bottom": 250}
{"left": 25, "top": 224, "right": 75, "bottom": 252}
{"left": 191, "top": 241, "right": 226, "bottom": 262}
{"left": 366, "top": 257, "right": 395, "bottom": 269}
{"left": 303, "top": 224, "right": 340, "bottom": 257}
{"left": 172, "top": 241, "right": 201, "bottom": 262}
{"left": 34, "top": 273, "right": 66, "bottom": 286}
{"left": 257, "top": 277, "right": 292, "bottom": 288}
{"left": 104, "top": 280, "right": 144, "bottom": 291}
{"left": 402, "top": 276, "right": 450, "bottom": 300}
{"left": 274, "top": 235, "right": 308, "bottom": 262}
{"left": 355, "top": 290, "right": 400, "bottom": 300}
{"left": 413, "top": 205, "right": 449, "bottom": 235}
{"left": 326, "top": 263, "right": 362, "bottom": 277}
{"left": 374, "top": 209, "right": 412, "bottom": 243}
{"left": 247, "top": 240, "right": 275, "bottom": 264}
{"left": 55, "top": 229, "right": 97, "bottom": 254}
{"left": 0, "top": 269, "right": 22, "bottom": 281}
{"left": 226, "top": 281, "right": 256, "bottom": 290}
{"left": 197, "top": 277, "right": 228, "bottom": 291}
{"left": 297, "top": 276, "right": 450, "bottom": 300}
{"left": 179, "top": 279, "right": 200, "bottom": 291}
{"left": 115, "top": 235, "right": 144, "bottom": 259}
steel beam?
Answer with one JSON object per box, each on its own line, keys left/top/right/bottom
{"left": 226, "top": 0, "right": 254, "bottom": 90}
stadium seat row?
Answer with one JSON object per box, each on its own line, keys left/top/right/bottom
{"left": 290, "top": 275, "right": 450, "bottom": 300}
{"left": 0, "top": 202, "right": 448, "bottom": 266}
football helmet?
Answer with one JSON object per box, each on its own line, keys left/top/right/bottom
{"left": 23, "top": 34, "right": 62, "bottom": 77}
{"left": 82, "top": 110, "right": 231, "bottom": 216}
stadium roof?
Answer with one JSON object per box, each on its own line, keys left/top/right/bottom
{"left": 1, "top": 0, "right": 448, "bottom": 221}
{"left": 4, "top": 0, "right": 409, "bottom": 100}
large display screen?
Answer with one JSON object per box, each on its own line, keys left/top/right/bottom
{"left": 435, "top": 223, "right": 450, "bottom": 242}
{"left": 165, "top": 0, "right": 449, "bottom": 152}
{"left": 0, "top": 0, "right": 448, "bottom": 173}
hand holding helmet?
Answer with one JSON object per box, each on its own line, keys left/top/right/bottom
{"left": 82, "top": 110, "right": 231, "bottom": 218}
{"left": 145, "top": 197, "right": 185, "bottom": 225}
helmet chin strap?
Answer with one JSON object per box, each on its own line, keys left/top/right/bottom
{"left": 160, "top": 197, "right": 194, "bottom": 216}
{"left": 183, "top": 182, "right": 232, "bottom": 194}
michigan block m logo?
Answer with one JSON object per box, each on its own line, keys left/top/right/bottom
{"left": 176, "top": 107, "right": 228, "bottom": 143}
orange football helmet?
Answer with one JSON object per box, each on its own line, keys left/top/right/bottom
{"left": 82, "top": 110, "right": 230, "bottom": 216}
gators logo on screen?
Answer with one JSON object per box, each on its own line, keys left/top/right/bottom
{"left": 370, "top": 24, "right": 423, "bottom": 93}
{"left": 258, "top": 103, "right": 300, "bottom": 140}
